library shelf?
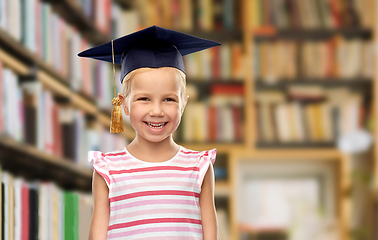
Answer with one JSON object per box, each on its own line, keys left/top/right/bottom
{"left": 249, "top": 148, "right": 341, "bottom": 161}
{"left": 182, "top": 29, "right": 243, "bottom": 42}
{"left": 255, "top": 78, "right": 373, "bottom": 91}
{"left": 187, "top": 79, "right": 244, "bottom": 84}
{"left": 0, "top": 38, "right": 135, "bottom": 140}
{"left": 254, "top": 28, "right": 372, "bottom": 41}
{"left": 0, "top": 136, "right": 92, "bottom": 191}
{"left": 38, "top": 69, "right": 136, "bottom": 140}
{"left": 0, "top": 49, "right": 29, "bottom": 76}
{"left": 41, "top": 0, "right": 110, "bottom": 45}
{"left": 214, "top": 180, "right": 230, "bottom": 198}
{"left": 239, "top": 224, "right": 287, "bottom": 237}
{"left": 256, "top": 141, "right": 336, "bottom": 149}
{"left": 180, "top": 143, "right": 245, "bottom": 153}
{"left": 186, "top": 79, "right": 245, "bottom": 100}
{"left": 0, "top": 28, "right": 68, "bottom": 83}
{"left": 113, "top": 0, "right": 134, "bottom": 9}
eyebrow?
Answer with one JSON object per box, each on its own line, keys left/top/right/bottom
{"left": 133, "top": 93, "right": 180, "bottom": 98}
{"left": 133, "top": 92, "right": 179, "bottom": 96}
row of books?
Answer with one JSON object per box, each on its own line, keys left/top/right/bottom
{"left": 184, "top": 41, "right": 243, "bottom": 81}
{"left": 72, "top": 0, "right": 112, "bottom": 34}
{"left": 72, "top": 0, "right": 141, "bottom": 37}
{"left": 2, "top": 0, "right": 85, "bottom": 57}
{"left": 0, "top": 0, "right": 137, "bottom": 103}
{"left": 255, "top": 88, "right": 368, "bottom": 143}
{"left": 254, "top": 37, "right": 374, "bottom": 82}
{"left": 136, "top": 0, "right": 239, "bottom": 31}
{"left": 0, "top": 62, "right": 128, "bottom": 167}
{"left": 0, "top": 167, "right": 92, "bottom": 240}
{"left": 177, "top": 85, "right": 244, "bottom": 143}
{"left": 248, "top": 0, "right": 374, "bottom": 30}
{"left": 111, "top": 5, "right": 140, "bottom": 39}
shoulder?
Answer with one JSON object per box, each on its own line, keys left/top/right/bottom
{"left": 102, "top": 148, "right": 127, "bottom": 158}
{"left": 104, "top": 148, "right": 126, "bottom": 157}
{"left": 180, "top": 146, "right": 201, "bottom": 157}
{"left": 88, "top": 148, "right": 128, "bottom": 165}
{"left": 180, "top": 146, "right": 217, "bottom": 163}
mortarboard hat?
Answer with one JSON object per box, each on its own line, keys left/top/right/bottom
{"left": 77, "top": 25, "right": 220, "bottom": 133}
{"left": 78, "top": 25, "right": 221, "bottom": 83}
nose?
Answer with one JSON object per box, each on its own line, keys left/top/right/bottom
{"left": 149, "top": 102, "right": 164, "bottom": 117}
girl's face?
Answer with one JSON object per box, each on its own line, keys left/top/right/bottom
{"left": 122, "top": 68, "right": 186, "bottom": 143}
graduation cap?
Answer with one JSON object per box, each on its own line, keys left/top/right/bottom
{"left": 78, "top": 25, "right": 220, "bottom": 133}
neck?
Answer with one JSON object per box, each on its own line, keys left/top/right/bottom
{"left": 128, "top": 135, "right": 179, "bottom": 155}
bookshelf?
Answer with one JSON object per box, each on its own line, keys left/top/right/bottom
{"left": 243, "top": 1, "right": 377, "bottom": 240}
{"left": 1, "top": 0, "right": 377, "bottom": 239}
{"left": 0, "top": 42, "right": 135, "bottom": 140}
{"left": 0, "top": 136, "right": 92, "bottom": 190}
{"left": 254, "top": 28, "right": 372, "bottom": 40}
{"left": 0, "top": 0, "right": 136, "bottom": 239}
{"left": 41, "top": 0, "right": 111, "bottom": 44}
{"left": 113, "top": 0, "right": 134, "bottom": 9}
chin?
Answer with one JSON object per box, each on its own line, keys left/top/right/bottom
{"left": 143, "top": 135, "right": 171, "bottom": 143}
{"left": 146, "top": 138, "right": 170, "bottom": 144}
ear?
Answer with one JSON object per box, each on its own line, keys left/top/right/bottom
{"left": 180, "top": 95, "right": 189, "bottom": 116}
{"left": 118, "top": 92, "right": 130, "bottom": 116}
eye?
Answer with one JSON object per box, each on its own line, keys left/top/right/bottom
{"left": 164, "top": 98, "right": 175, "bottom": 102}
{"left": 137, "top": 97, "right": 149, "bottom": 101}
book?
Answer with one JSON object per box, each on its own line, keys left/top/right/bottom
{"left": 59, "top": 107, "right": 76, "bottom": 161}
{"left": 64, "top": 191, "right": 79, "bottom": 240}
{"left": 223, "top": 0, "right": 234, "bottom": 29}
{"left": 28, "top": 182, "right": 39, "bottom": 240}
{"left": 0, "top": 61, "right": 3, "bottom": 133}
{"left": 78, "top": 194, "right": 93, "bottom": 240}
{"left": 21, "top": 181, "right": 29, "bottom": 240}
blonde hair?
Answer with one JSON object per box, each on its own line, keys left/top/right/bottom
{"left": 122, "top": 67, "right": 187, "bottom": 109}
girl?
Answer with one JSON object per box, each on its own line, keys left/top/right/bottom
{"left": 79, "top": 26, "right": 221, "bottom": 239}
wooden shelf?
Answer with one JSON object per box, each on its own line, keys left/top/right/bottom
{"left": 0, "top": 49, "right": 29, "bottom": 76}
{"left": 0, "top": 36, "right": 135, "bottom": 140}
{"left": 42, "top": 0, "right": 110, "bottom": 45}
{"left": 256, "top": 141, "right": 336, "bottom": 149}
{"left": 255, "top": 78, "right": 372, "bottom": 91}
{"left": 215, "top": 180, "right": 230, "bottom": 197}
{"left": 250, "top": 148, "right": 341, "bottom": 160}
{"left": 180, "top": 143, "right": 246, "bottom": 153}
{"left": 0, "top": 28, "right": 70, "bottom": 84}
{"left": 0, "top": 136, "right": 92, "bottom": 191}
{"left": 186, "top": 79, "right": 244, "bottom": 101}
{"left": 182, "top": 29, "right": 243, "bottom": 42}
{"left": 254, "top": 28, "right": 372, "bottom": 40}
{"left": 113, "top": 0, "right": 134, "bottom": 9}
{"left": 239, "top": 224, "right": 287, "bottom": 236}
{"left": 187, "top": 79, "right": 244, "bottom": 84}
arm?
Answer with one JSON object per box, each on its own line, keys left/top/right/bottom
{"left": 88, "top": 171, "right": 110, "bottom": 240}
{"left": 199, "top": 163, "right": 221, "bottom": 240}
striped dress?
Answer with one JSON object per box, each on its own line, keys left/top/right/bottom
{"left": 88, "top": 145, "right": 217, "bottom": 239}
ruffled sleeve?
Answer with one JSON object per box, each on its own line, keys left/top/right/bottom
{"left": 88, "top": 151, "right": 110, "bottom": 188}
{"left": 198, "top": 148, "right": 217, "bottom": 187}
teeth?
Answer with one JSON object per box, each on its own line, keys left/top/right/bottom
{"left": 147, "top": 122, "right": 165, "bottom": 129}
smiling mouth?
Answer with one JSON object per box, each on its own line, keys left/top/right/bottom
{"left": 144, "top": 122, "right": 168, "bottom": 129}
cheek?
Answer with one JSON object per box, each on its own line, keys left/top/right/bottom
{"left": 166, "top": 106, "right": 182, "bottom": 119}
{"left": 129, "top": 103, "right": 141, "bottom": 113}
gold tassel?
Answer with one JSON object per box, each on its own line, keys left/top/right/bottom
{"left": 110, "top": 96, "right": 124, "bottom": 133}
{"left": 109, "top": 40, "right": 124, "bottom": 133}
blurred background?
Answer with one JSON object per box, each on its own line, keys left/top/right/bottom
{"left": 0, "top": 0, "right": 377, "bottom": 239}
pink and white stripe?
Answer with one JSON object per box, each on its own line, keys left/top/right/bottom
{"left": 88, "top": 146, "right": 216, "bottom": 240}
